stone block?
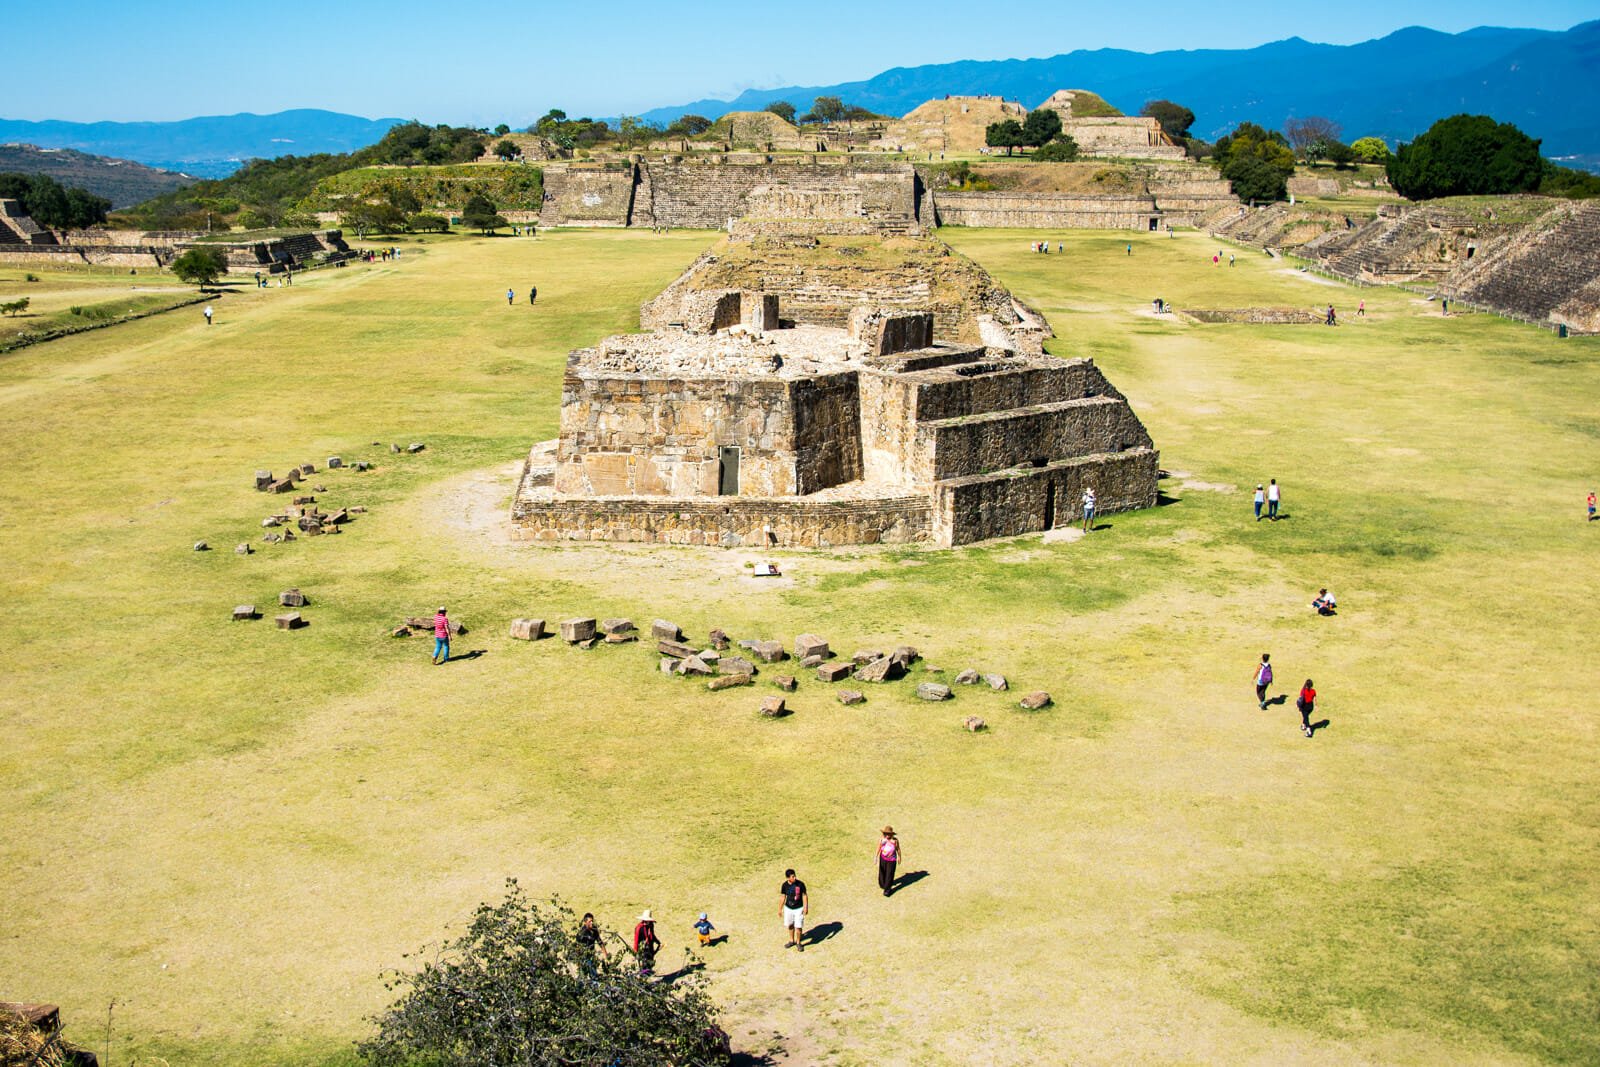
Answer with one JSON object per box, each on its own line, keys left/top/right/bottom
{"left": 390, "top": 443, "right": 401, "bottom": 453}
{"left": 794, "top": 633, "right": 830, "bottom": 659}
{"left": 407, "top": 443, "right": 425, "bottom": 453}
{"left": 354, "top": 461, "right": 372, "bottom": 471}
{"left": 270, "top": 479, "right": 296, "bottom": 494}
{"left": 753, "top": 640, "right": 786, "bottom": 663}
{"left": 314, "top": 485, "right": 327, "bottom": 493}
{"left": 1020, "top": 691, "right": 1053, "bottom": 710}
{"left": 281, "top": 530, "right": 295, "bottom": 541}
{"left": 838, "top": 689, "right": 865, "bottom": 705}
{"left": 255, "top": 471, "right": 274, "bottom": 491}
{"left": 275, "top": 612, "right": 302, "bottom": 629}
{"left": 741, "top": 291, "right": 780, "bottom": 331}
{"left": 510, "top": 618, "right": 546, "bottom": 640}
{"left": 660, "top": 657, "right": 680, "bottom": 674}
{"left": 578, "top": 636, "right": 598, "bottom": 649}
{"left": 854, "top": 656, "right": 903, "bottom": 683}
{"left": 326, "top": 508, "right": 349, "bottom": 525}
{"left": 917, "top": 683, "right": 952, "bottom": 701}
{"left": 799, "top": 654, "right": 824, "bottom": 669}
{"left": 279, "top": 588, "right": 308, "bottom": 608}
{"left": 775, "top": 675, "right": 797, "bottom": 692}
{"left": 707, "top": 673, "right": 753, "bottom": 691}
{"left": 962, "top": 715, "right": 988, "bottom": 732}
{"left": 679, "top": 655, "right": 716, "bottom": 676}
{"left": 984, "top": 673, "right": 1009, "bottom": 691}
{"left": 890, "top": 646, "right": 920, "bottom": 669}
{"left": 604, "top": 632, "right": 638, "bottom": 644}
{"left": 262, "top": 516, "right": 280, "bottom": 528}
{"left": 658, "top": 638, "right": 698, "bottom": 659}
{"left": 560, "top": 617, "right": 597, "bottom": 643}
{"left": 193, "top": 541, "right": 208, "bottom": 551}
{"left": 391, "top": 626, "right": 410, "bottom": 638}
{"left": 720, "top": 656, "right": 755, "bottom": 676}
{"left": 301, "top": 462, "right": 316, "bottom": 474}
{"left": 327, "top": 456, "right": 343, "bottom": 469}
{"left": 708, "top": 628, "right": 731, "bottom": 650}
{"left": 651, "top": 619, "right": 682, "bottom": 641}
{"left": 235, "top": 543, "right": 251, "bottom": 555}
{"left": 818, "top": 661, "right": 854, "bottom": 683}
{"left": 852, "top": 649, "right": 884, "bottom": 666}
{"left": 849, "top": 307, "right": 934, "bottom": 356}
{"left": 955, "top": 669, "right": 981, "bottom": 685}
{"left": 232, "top": 605, "right": 257, "bottom": 621}
{"left": 759, "top": 696, "right": 790, "bottom": 717}
{"left": 600, "top": 618, "right": 637, "bottom": 635}
{"left": 298, "top": 516, "right": 322, "bottom": 533}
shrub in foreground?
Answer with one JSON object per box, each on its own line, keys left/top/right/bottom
{"left": 359, "top": 880, "right": 729, "bottom": 1067}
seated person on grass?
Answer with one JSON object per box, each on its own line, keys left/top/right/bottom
{"left": 1311, "top": 588, "right": 1337, "bottom": 616}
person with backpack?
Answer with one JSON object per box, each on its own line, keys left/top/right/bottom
{"left": 1254, "top": 653, "right": 1273, "bottom": 709}
{"left": 632, "top": 910, "right": 661, "bottom": 976}
{"left": 1297, "top": 679, "right": 1317, "bottom": 737}
{"left": 877, "top": 826, "right": 901, "bottom": 897}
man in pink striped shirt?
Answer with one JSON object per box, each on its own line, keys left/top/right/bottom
{"left": 432, "top": 607, "right": 450, "bottom": 664}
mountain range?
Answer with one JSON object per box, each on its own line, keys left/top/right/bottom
{"left": 637, "top": 20, "right": 1600, "bottom": 167}
{"left": 0, "top": 144, "right": 192, "bottom": 208}
{"left": 0, "top": 109, "right": 405, "bottom": 179}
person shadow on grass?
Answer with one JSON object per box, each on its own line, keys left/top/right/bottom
{"left": 887, "top": 870, "right": 930, "bottom": 896}
{"left": 803, "top": 921, "right": 843, "bottom": 948}
{"left": 444, "top": 649, "right": 487, "bottom": 663}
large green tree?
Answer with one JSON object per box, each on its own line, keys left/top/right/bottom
{"left": 1021, "top": 108, "right": 1064, "bottom": 149}
{"left": 0, "top": 172, "right": 111, "bottom": 229}
{"left": 169, "top": 246, "right": 228, "bottom": 290}
{"left": 801, "top": 96, "right": 846, "bottom": 124}
{"left": 1214, "top": 122, "right": 1296, "bottom": 201}
{"left": 1387, "top": 114, "right": 1543, "bottom": 200}
{"left": 359, "top": 881, "right": 728, "bottom": 1067}
{"left": 985, "top": 119, "right": 1025, "bottom": 156}
{"left": 764, "top": 100, "right": 797, "bottom": 124}
{"left": 1140, "top": 100, "right": 1195, "bottom": 140}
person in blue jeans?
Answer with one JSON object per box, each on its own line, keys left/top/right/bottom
{"left": 432, "top": 606, "right": 451, "bottom": 664}
{"left": 1253, "top": 484, "right": 1265, "bottom": 521}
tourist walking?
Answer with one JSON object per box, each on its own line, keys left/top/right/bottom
{"left": 1253, "top": 484, "right": 1265, "bottom": 521}
{"left": 1126, "top": 243, "right": 1132, "bottom": 256}
{"left": 1267, "top": 478, "right": 1281, "bottom": 521}
{"left": 203, "top": 305, "right": 213, "bottom": 326}
{"left": 529, "top": 286, "right": 537, "bottom": 304}
{"left": 577, "top": 912, "right": 607, "bottom": 959}
{"left": 693, "top": 912, "right": 716, "bottom": 946}
{"left": 1358, "top": 299, "right": 1366, "bottom": 316}
{"left": 877, "top": 826, "right": 901, "bottom": 897}
{"left": 1587, "top": 490, "right": 1596, "bottom": 521}
{"left": 1296, "top": 678, "right": 1317, "bottom": 737}
{"left": 432, "top": 606, "right": 451, "bottom": 664}
{"left": 632, "top": 910, "right": 661, "bottom": 976}
{"left": 1325, "top": 304, "right": 1337, "bottom": 326}
{"left": 506, "top": 287, "right": 515, "bottom": 305}
{"left": 1254, "top": 653, "right": 1273, "bottom": 709}
{"left": 1081, "top": 486, "right": 1096, "bottom": 532}
{"left": 780, "top": 869, "right": 808, "bottom": 951}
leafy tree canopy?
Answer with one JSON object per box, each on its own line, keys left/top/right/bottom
{"left": 0, "top": 172, "right": 110, "bottom": 229}
{"left": 764, "top": 101, "right": 797, "bottom": 124}
{"left": 493, "top": 123, "right": 510, "bottom": 136}
{"left": 358, "top": 881, "right": 728, "bottom": 1067}
{"left": 801, "top": 95, "right": 847, "bottom": 124}
{"left": 170, "top": 246, "right": 228, "bottom": 289}
{"left": 494, "top": 139, "right": 519, "bottom": 161}
{"left": 1021, "top": 108, "right": 1063, "bottom": 148}
{"left": 985, "top": 119, "right": 1025, "bottom": 156}
{"left": 1033, "top": 136, "right": 1080, "bottom": 163}
{"left": 665, "top": 114, "right": 713, "bottom": 138}
{"left": 1350, "top": 136, "right": 1391, "bottom": 162}
{"left": 1140, "top": 100, "right": 1195, "bottom": 140}
{"left": 1387, "top": 113, "right": 1543, "bottom": 200}
{"left": 1214, "top": 122, "right": 1296, "bottom": 201}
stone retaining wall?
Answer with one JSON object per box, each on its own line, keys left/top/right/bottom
{"left": 513, "top": 492, "right": 934, "bottom": 546}
{"left": 933, "top": 192, "right": 1159, "bottom": 230}
{"left": 934, "top": 448, "right": 1159, "bottom": 546}
{"left": 915, "top": 396, "right": 1154, "bottom": 483}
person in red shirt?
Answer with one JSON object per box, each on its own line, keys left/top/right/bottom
{"left": 1297, "top": 679, "right": 1317, "bottom": 738}
{"left": 877, "top": 826, "right": 901, "bottom": 897}
{"left": 432, "top": 607, "right": 450, "bottom": 665}
{"left": 632, "top": 910, "right": 661, "bottom": 976}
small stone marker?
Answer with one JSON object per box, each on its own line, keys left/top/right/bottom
{"left": 852, "top": 649, "right": 885, "bottom": 665}
{"left": 838, "top": 689, "right": 866, "bottom": 705}
{"left": 270, "top": 479, "right": 295, "bottom": 494}
{"left": 651, "top": 619, "right": 682, "bottom": 641}
{"left": 327, "top": 456, "right": 343, "bottom": 469}
{"left": 301, "top": 462, "right": 316, "bottom": 474}
{"left": 818, "top": 661, "right": 854, "bottom": 683}
{"left": 708, "top": 628, "right": 731, "bottom": 650}
{"left": 407, "top": 443, "right": 425, "bottom": 454}
{"left": 294, "top": 495, "right": 315, "bottom": 506}
{"left": 1020, "top": 691, "right": 1053, "bottom": 710}
{"left": 719, "top": 656, "right": 755, "bottom": 676}
{"left": 235, "top": 543, "right": 252, "bottom": 555}
{"left": 262, "top": 533, "right": 280, "bottom": 543}
{"left": 658, "top": 638, "right": 697, "bottom": 659}
{"left": 753, "top": 640, "right": 785, "bottom": 663}
{"left": 255, "top": 471, "right": 274, "bottom": 491}
{"left": 391, "top": 626, "right": 410, "bottom": 638}
{"left": 917, "top": 683, "right": 952, "bottom": 701}
{"left": 389, "top": 443, "right": 401, "bottom": 453}
{"left": 794, "top": 634, "right": 829, "bottom": 659}
{"left": 955, "top": 669, "right": 980, "bottom": 685}
{"left": 854, "top": 656, "right": 902, "bottom": 683}
{"left": 759, "top": 696, "right": 790, "bottom": 718}
{"left": 660, "top": 657, "right": 680, "bottom": 674}
{"left": 275, "top": 612, "right": 302, "bottom": 630}
{"left": 354, "top": 461, "right": 371, "bottom": 471}
{"left": 282, "top": 530, "right": 295, "bottom": 541}
{"left": 799, "top": 654, "right": 825, "bottom": 669}
{"left": 890, "top": 646, "right": 920, "bottom": 669}
{"left": 708, "top": 674, "right": 753, "bottom": 691}
{"left": 262, "top": 516, "right": 281, "bottom": 528}
{"left": 314, "top": 484, "right": 327, "bottom": 493}
{"left": 232, "top": 605, "right": 257, "bottom": 621}
{"left": 326, "top": 508, "right": 349, "bottom": 525}
{"left": 600, "top": 618, "right": 637, "bottom": 635}
{"left": 510, "top": 618, "right": 546, "bottom": 640}
{"left": 604, "top": 632, "right": 637, "bottom": 644}
{"left": 577, "top": 636, "right": 599, "bottom": 650}
{"left": 775, "top": 675, "right": 798, "bottom": 692}
{"left": 279, "top": 588, "right": 308, "bottom": 607}
{"left": 560, "top": 618, "right": 597, "bottom": 643}
{"left": 962, "top": 715, "right": 987, "bottom": 732}
{"left": 193, "top": 541, "right": 208, "bottom": 551}
{"left": 984, "top": 674, "right": 1009, "bottom": 691}
{"left": 679, "top": 655, "right": 716, "bottom": 676}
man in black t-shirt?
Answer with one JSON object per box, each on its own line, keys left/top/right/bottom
{"left": 780, "top": 869, "right": 808, "bottom": 951}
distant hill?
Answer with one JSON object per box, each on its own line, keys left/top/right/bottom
{"left": 637, "top": 21, "right": 1600, "bottom": 166}
{"left": 0, "top": 144, "right": 191, "bottom": 208}
{"left": 0, "top": 109, "right": 407, "bottom": 179}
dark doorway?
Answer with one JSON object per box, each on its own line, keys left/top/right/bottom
{"left": 1148, "top": 217, "right": 1159, "bottom": 231}
{"left": 718, "top": 446, "right": 740, "bottom": 495}
{"left": 1043, "top": 481, "right": 1056, "bottom": 529}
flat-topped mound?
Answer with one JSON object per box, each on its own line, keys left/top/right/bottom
{"left": 1036, "top": 89, "right": 1123, "bottom": 119}
{"left": 881, "top": 96, "right": 1028, "bottom": 154}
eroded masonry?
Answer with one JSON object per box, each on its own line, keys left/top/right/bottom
{"left": 513, "top": 228, "right": 1158, "bottom": 547}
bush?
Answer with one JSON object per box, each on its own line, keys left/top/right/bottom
{"left": 359, "top": 880, "right": 729, "bottom": 1067}
{"left": 1351, "top": 137, "right": 1391, "bottom": 163}
{"left": 1387, "top": 114, "right": 1543, "bottom": 200}
{"left": 1033, "top": 137, "right": 1079, "bottom": 163}
{"left": 1, "top": 297, "right": 29, "bottom": 316}
{"left": 406, "top": 213, "right": 449, "bottom": 233}
{"left": 24, "top": 273, "right": 38, "bottom": 282}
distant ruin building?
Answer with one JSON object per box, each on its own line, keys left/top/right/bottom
{"left": 513, "top": 233, "right": 1158, "bottom": 547}
{"left": 0, "top": 199, "right": 58, "bottom": 246}
{"left": 0, "top": 214, "right": 353, "bottom": 272}
{"left": 1036, "top": 90, "right": 1188, "bottom": 162}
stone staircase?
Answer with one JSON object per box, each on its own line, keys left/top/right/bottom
{"left": 1444, "top": 201, "right": 1600, "bottom": 330}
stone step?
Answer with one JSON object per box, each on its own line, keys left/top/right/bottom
{"left": 932, "top": 446, "right": 1160, "bottom": 546}
{"left": 915, "top": 395, "right": 1153, "bottom": 482}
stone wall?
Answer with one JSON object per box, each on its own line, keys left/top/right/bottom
{"left": 793, "top": 373, "right": 864, "bottom": 493}
{"left": 513, "top": 491, "right": 934, "bottom": 547}
{"left": 643, "top": 161, "right": 919, "bottom": 231}
{"left": 914, "top": 395, "right": 1154, "bottom": 484}
{"left": 1064, "top": 117, "right": 1187, "bottom": 161}
{"left": 935, "top": 449, "right": 1158, "bottom": 546}
{"left": 0, "top": 246, "right": 166, "bottom": 268}
{"left": 933, "top": 192, "right": 1160, "bottom": 230}
{"left": 540, "top": 164, "right": 637, "bottom": 227}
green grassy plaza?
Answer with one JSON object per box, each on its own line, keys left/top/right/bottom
{"left": 1, "top": 226, "right": 1596, "bottom": 1065}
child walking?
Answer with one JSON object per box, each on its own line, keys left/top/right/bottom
{"left": 693, "top": 912, "right": 716, "bottom": 946}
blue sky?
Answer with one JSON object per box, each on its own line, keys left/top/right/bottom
{"left": 3, "top": 0, "right": 1594, "bottom": 124}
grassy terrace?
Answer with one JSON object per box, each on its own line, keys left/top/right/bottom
{"left": 2, "top": 226, "right": 1596, "bottom": 1065}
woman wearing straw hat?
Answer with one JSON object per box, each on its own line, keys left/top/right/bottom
{"left": 632, "top": 910, "right": 661, "bottom": 976}
{"left": 877, "top": 826, "right": 901, "bottom": 897}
